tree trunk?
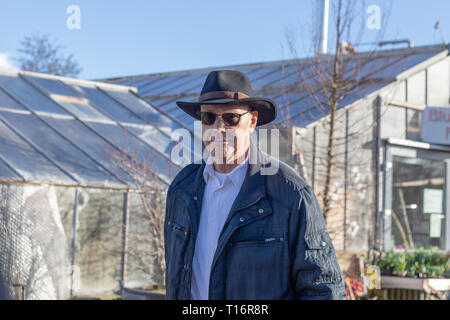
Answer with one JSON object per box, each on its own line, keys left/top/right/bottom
{"left": 322, "top": 0, "right": 342, "bottom": 221}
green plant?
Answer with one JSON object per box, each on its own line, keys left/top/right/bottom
{"left": 369, "top": 247, "right": 450, "bottom": 278}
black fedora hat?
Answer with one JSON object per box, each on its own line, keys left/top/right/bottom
{"left": 176, "top": 70, "right": 277, "bottom": 126}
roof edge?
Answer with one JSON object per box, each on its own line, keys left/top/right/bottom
{"left": 0, "top": 67, "right": 138, "bottom": 93}
{"left": 100, "top": 43, "right": 450, "bottom": 83}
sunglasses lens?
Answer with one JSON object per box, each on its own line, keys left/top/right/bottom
{"left": 200, "top": 112, "right": 216, "bottom": 125}
{"left": 222, "top": 114, "right": 240, "bottom": 126}
{"left": 200, "top": 111, "right": 249, "bottom": 126}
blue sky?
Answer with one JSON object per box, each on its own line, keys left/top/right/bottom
{"left": 0, "top": 0, "right": 449, "bottom": 80}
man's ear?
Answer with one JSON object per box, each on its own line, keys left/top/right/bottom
{"left": 250, "top": 110, "right": 258, "bottom": 128}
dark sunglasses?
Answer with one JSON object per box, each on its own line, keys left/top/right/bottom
{"left": 198, "top": 110, "right": 252, "bottom": 126}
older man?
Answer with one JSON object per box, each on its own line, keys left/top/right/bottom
{"left": 164, "top": 70, "right": 345, "bottom": 300}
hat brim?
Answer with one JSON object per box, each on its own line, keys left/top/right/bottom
{"left": 176, "top": 97, "right": 277, "bottom": 126}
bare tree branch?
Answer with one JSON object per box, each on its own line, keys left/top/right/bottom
{"left": 16, "top": 33, "right": 82, "bottom": 77}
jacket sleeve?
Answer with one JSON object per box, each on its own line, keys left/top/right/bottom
{"left": 289, "top": 186, "right": 346, "bottom": 300}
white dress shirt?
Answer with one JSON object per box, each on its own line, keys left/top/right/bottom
{"left": 190, "top": 153, "right": 249, "bottom": 300}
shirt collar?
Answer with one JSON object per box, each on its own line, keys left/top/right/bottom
{"left": 203, "top": 152, "right": 249, "bottom": 188}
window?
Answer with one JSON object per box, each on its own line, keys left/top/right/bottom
{"left": 384, "top": 146, "right": 449, "bottom": 251}
{"left": 391, "top": 155, "right": 445, "bottom": 249}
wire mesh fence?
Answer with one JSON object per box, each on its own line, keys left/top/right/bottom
{"left": 0, "top": 183, "right": 165, "bottom": 300}
{"left": 0, "top": 184, "right": 69, "bottom": 299}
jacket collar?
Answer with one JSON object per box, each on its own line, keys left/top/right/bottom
{"left": 202, "top": 152, "right": 249, "bottom": 189}
{"left": 176, "top": 137, "right": 274, "bottom": 231}
{"left": 191, "top": 137, "right": 270, "bottom": 205}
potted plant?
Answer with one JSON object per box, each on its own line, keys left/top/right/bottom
{"left": 370, "top": 247, "right": 449, "bottom": 278}
{"left": 366, "top": 247, "right": 450, "bottom": 299}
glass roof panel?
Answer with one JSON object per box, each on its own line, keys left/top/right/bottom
{"left": 24, "top": 75, "right": 111, "bottom": 121}
{"left": 0, "top": 157, "right": 21, "bottom": 180}
{"left": 58, "top": 99, "right": 111, "bottom": 120}
{"left": 74, "top": 84, "right": 143, "bottom": 124}
{"left": 343, "top": 54, "right": 403, "bottom": 81}
{"left": 23, "top": 74, "right": 84, "bottom": 97}
{"left": 158, "top": 74, "right": 206, "bottom": 95}
{"left": 371, "top": 53, "right": 436, "bottom": 79}
{"left": 88, "top": 122, "right": 179, "bottom": 182}
{"left": 117, "top": 78, "right": 153, "bottom": 88}
{"left": 245, "top": 66, "right": 279, "bottom": 82}
{"left": 102, "top": 88, "right": 180, "bottom": 130}
{"left": 123, "top": 123, "right": 175, "bottom": 155}
{"left": 0, "top": 110, "right": 124, "bottom": 186}
{"left": 167, "top": 104, "right": 188, "bottom": 119}
{"left": 149, "top": 97, "right": 178, "bottom": 109}
{"left": 73, "top": 86, "right": 186, "bottom": 166}
{"left": 151, "top": 74, "right": 201, "bottom": 96}
{"left": 139, "top": 75, "right": 186, "bottom": 96}
{"left": 0, "top": 74, "right": 67, "bottom": 115}
{"left": 42, "top": 116, "right": 134, "bottom": 184}
{"left": 0, "top": 87, "right": 27, "bottom": 110}
{"left": 0, "top": 119, "right": 74, "bottom": 183}
{"left": 289, "top": 105, "right": 326, "bottom": 127}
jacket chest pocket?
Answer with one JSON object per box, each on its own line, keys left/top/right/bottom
{"left": 225, "top": 231, "right": 286, "bottom": 271}
{"left": 224, "top": 232, "right": 288, "bottom": 299}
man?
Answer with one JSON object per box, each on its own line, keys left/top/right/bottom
{"left": 164, "top": 70, "right": 346, "bottom": 300}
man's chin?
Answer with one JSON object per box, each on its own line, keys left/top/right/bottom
{"left": 212, "top": 154, "right": 248, "bottom": 166}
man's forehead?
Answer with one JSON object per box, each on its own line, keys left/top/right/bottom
{"left": 200, "top": 103, "right": 250, "bottom": 111}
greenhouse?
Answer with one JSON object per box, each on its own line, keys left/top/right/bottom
{"left": 0, "top": 68, "right": 188, "bottom": 299}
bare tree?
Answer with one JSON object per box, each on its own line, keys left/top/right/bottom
{"left": 108, "top": 130, "right": 174, "bottom": 289}
{"left": 277, "top": 0, "right": 415, "bottom": 254}
{"left": 16, "top": 33, "right": 82, "bottom": 77}
{"left": 284, "top": 0, "right": 392, "bottom": 220}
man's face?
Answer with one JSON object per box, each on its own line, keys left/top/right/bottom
{"left": 200, "top": 103, "right": 258, "bottom": 164}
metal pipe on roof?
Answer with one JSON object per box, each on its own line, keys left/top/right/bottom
{"left": 378, "top": 39, "right": 413, "bottom": 48}
{"left": 316, "top": 0, "right": 330, "bottom": 54}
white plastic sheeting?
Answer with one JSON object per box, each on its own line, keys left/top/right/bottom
{"left": 0, "top": 184, "right": 69, "bottom": 299}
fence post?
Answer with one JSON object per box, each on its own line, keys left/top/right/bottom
{"left": 70, "top": 188, "right": 79, "bottom": 299}
{"left": 120, "top": 190, "right": 130, "bottom": 296}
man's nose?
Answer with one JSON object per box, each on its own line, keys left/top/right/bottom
{"left": 212, "top": 115, "right": 226, "bottom": 131}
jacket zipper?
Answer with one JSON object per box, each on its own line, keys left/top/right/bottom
{"left": 228, "top": 237, "right": 284, "bottom": 247}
